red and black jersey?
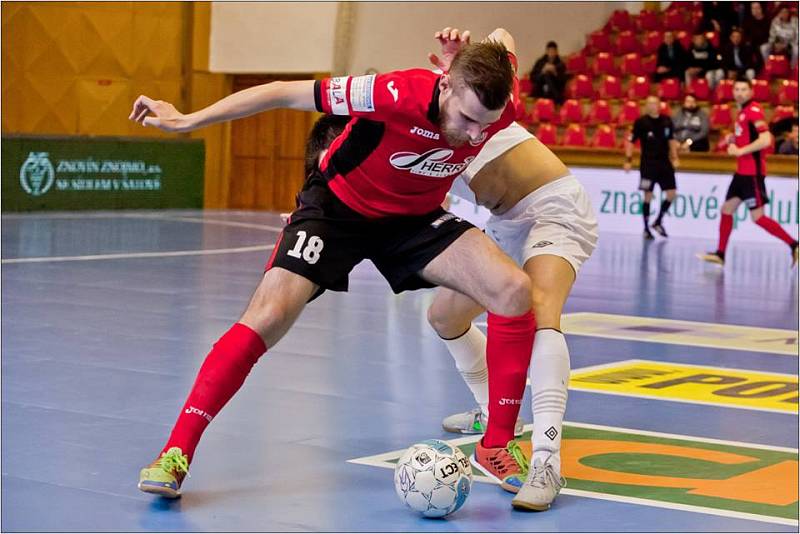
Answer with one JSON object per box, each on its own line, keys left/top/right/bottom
{"left": 734, "top": 99, "right": 769, "bottom": 176}
{"left": 313, "top": 63, "right": 517, "bottom": 218}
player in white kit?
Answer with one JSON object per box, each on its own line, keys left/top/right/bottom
{"left": 430, "top": 121, "right": 597, "bottom": 511}
{"left": 425, "top": 29, "right": 598, "bottom": 512}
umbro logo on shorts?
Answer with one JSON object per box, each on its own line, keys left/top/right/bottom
{"left": 531, "top": 240, "right": 553, "bottom": 249}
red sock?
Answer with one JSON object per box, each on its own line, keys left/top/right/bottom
{"left": 482, "top": 311, "right": 536, "bottom": 449}
{"left": 755, "top": 216, "right": 796, "bottom": 246}
{"left": 717, "top": 213, "right": 733, "bottom": 253}
{"left": 162, "top": 323, "right": 266, "bottom": 461}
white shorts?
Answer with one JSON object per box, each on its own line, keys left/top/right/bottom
{"left": 485, "top": 175, "right": 598, "bottom": 275}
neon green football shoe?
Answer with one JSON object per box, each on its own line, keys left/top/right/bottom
{"left": 138, "top": 447, "right": 190, "bottom": 499}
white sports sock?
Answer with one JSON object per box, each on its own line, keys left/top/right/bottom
{"left": 530, "top": 329, "right": 570, "bottom": 475}
{"left": 443, "top": 324, "right": 489, "bottom": 416}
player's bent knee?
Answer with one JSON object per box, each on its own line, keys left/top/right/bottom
{"left": 427, "top": 305, "right": 468, "bottom": 339}
{"left": 489, "top": 271, "right": 532, "bottom": 317}
{"left": 531, "top": 292, "right": 561, "bottom": 329}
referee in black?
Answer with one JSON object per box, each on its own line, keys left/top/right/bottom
{"left": 624, "top": 95, "right": 680, "bottom": 239}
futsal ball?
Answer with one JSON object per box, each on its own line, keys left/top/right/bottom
{"left": 393, "top": 439, "right": 472, "bottom": 518}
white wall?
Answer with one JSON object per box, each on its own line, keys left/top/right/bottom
{"left": 209, "top": 2, "right": 642, "bottom": 75}
{"left": 348, "top": 2, "right": 627, "bottom": 75}
{"left": 209, "top": 2, "right": 338, "bottom": 73}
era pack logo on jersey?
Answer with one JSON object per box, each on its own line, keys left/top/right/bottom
{"left": 410, "top": 126, "right": 440, "bottom": 140}
{"left": 387, "top": 80, "right": 399, "bottom": 102}
{"left": 389, "top": 149, "right": 475, "bottom": 178}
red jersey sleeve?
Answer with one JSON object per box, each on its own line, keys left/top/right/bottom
{"left": 314, "top": 73, "right": 408, "bottom": 120}
{"left": 746, "top": 104, "right": 769, "bottom": 133}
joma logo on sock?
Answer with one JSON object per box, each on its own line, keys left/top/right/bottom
{"left": 185, "top": 406, "right": 213, "bottom": 422}
{"left": 498, "top": 398, "right": 521, "bottom": 405}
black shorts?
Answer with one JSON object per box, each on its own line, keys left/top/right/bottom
{"left": 639, "top": 164, "right": 676, "bottom": 192}
{"left": 725, "top": 173, "right": 769, "bottom": 209}
{"left": 266, "top": 171, "right": 475, "bottom": 299}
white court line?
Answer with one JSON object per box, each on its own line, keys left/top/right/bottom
{"left": 1, "top": 212, "right": 285, "bottom": 232}
{"left": 2, "top": 244, "right": 274, "bottom": 264}
{"left": 348, "top": 421, "right": 799, "bottom": 527}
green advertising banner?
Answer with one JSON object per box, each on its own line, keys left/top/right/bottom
{"left": 2, "top": 135, "right": 204, "bottom": 211}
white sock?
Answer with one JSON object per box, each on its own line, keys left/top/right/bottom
{"left": 443, "top": 324, "right": 489, "bottom": 416}
{"left": 530, "top": 329, "right": 570, "bottom": 475}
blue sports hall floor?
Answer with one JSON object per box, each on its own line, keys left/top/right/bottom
{"left": 2, "top": 209, "right": 798, "bottom": 532}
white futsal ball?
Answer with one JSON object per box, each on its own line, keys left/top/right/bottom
{"left": 393, "top": 439, "right": 472, "bottom": 518}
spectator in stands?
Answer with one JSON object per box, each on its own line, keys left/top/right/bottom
{"left": 673, "top": 94, "right": 710, "bottom": 152}
{"left": 761, "top": 6, "right": 798, "bottom": 68}
{"left": 686, "top": 32, "right": 723, "bottom": 88}
{"left": 777, "top": 124, "right": 799, "bottom": 155}
{"left": 530, "top": 41, "right": 567, "bottom": 105}
{"left": 720, "top": 27, "right": 761, "bottom": 80}
{"left": 698, "top": 1, "right": 738, "bottom": 41}
{"left": 742, "top": 2, "right": 771, "bottom": 50}
{"left": 654, "top": 31, "right": 687, "bottom": 83}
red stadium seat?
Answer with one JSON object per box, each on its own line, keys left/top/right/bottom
{"left": 588, "top": 31, "right": 613, "bottom": 53}
{"left": 771, "top": 105, "right": 796, "bottom": 123}
{"left": 519, "top": 78, "right": 533, "bottom": 96}
{"left": 617, "top": 100, "right": 641, "bottom": 126}
{"left": 642, "top": 31, "right": 663, "bottom": 55}
{"left": 566, "top": 52, "right": 589, "bottom": 74}
{"left": 641, "top": 55, "right": 658, "bottom": 75}
{"left": 659, "top": 101, "right": 671, "bottom": 116}
{"left": 778, "top": 80, "right": 799, "bottom": 105}
{"left": 714, "top": 79, "right": 734, "bottom": 103}
{"left": 515, "top": 99, "right": 532, "bottom": 123}
{"left": 675, "top": 30, "right": 691, "bottom": 50}
{"left": 609, "top": 9, "right": 634, "bottom": 31}
{"left": 535, "top": 122, "right": 557, "bottom": 145}
{"left": 562, "top": 123, "right": 588, "bottom": 147}
{"left": 765, "top": 55, "right": 790, "bottom": 79}
{"left": 627, "top": 76, "right": 651, "bottom": 100}
{"left": 532, "top": 98, "right": 556, "bottom": 123}
{"left": 591, "top": 124, "right": 618, "bottom": 148}
{"left": 615, "top": 30, "right": 640, "bottom": 55}
{"left": 705, "top": 31, "right": 720, "bottom": 49}
{"left": 637, "top": 10, "right": 661, "bottom": 32}
{"left": 599, "top": 75, "right": 623, "bottom": 99}
{"left": 751, "top": 79, "right": 771, "bottom": 103}
{"left": 658, "top": 78, "right": 682, "bottom": 101}
{"left": 663, "top": 9, "right": 689, "bottom": 31}
{"left": 560, "top": 99, "right": 584, "bottom": 123}
{"left": 710, "top": 103, "right": 734, "bottom": 129}
{"left": 686, "top": 77, "right": 710, "bottom": 101}
{"left": 569, "top": 74, "right": 595, "bottom": 99}
{"left": 593, "top": 52, "right": 618, "bottom": 76}
{"left": 587, "top": 99, "right": 612, "bottom": 125}
{"left": 621, "top": 53, "right": 644, "bottom": 77}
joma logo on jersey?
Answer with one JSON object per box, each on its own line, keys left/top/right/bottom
{"left": 389, "top": 149, "right": 474, "bottom": 178}
{"left": 410, "top": 126, "right": 440, "bottom": 140}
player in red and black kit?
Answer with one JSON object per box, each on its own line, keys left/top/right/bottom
{"left": 699, "top": 78, "right": 799, "bottom": 266}
{"left": 129, "top": 28, "right": 536, "bottom": 499}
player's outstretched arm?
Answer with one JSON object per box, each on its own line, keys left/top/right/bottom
{"left": 129, "top": 80, "right": 317, "bottom": 133}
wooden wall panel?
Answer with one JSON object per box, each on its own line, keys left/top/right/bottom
{"left": 228, "top": 74, "right": 320, "bottom": 211}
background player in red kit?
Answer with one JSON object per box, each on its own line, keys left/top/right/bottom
{"left": 699, "top": 78, "right": 799, "bottom": 266}
{"left": 130, "top": 28, "right": 535, "bottom": 498}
